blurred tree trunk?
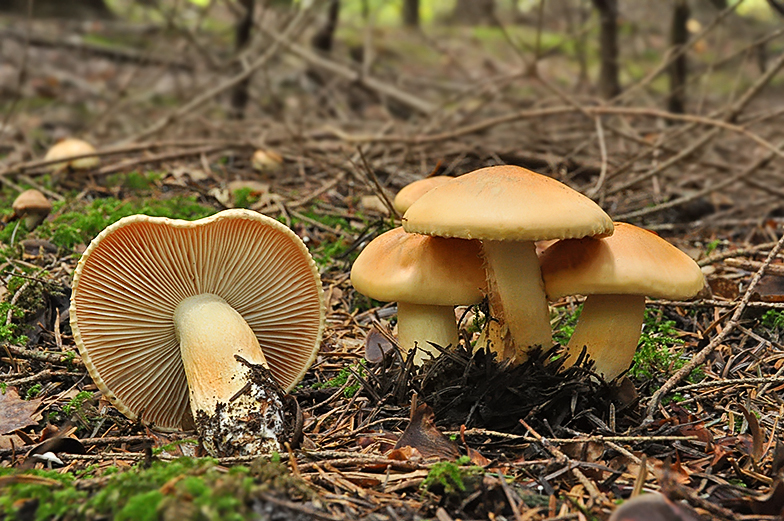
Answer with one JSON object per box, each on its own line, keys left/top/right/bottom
{"left": 0, "top": 0, "right": 113, "bottom": 18}
{"left": 451, "top": 0, "right": 496, "bottom": 25}
{"left": 230, "top": 0, "right": 255, "bottom": 120}
{"left": 667, "top": 0, "right": 689, "bottom": 114}
{"left": 590, "top": 0, "right": 621, "bottom": 99}
{"left": 403, "top": 0, "right": 419, "bottom": 28}
{"left": 311, "top": 0, "right": 341, "bottom": 53}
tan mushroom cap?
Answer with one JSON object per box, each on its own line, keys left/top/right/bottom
{"left": 70, "top": 209, "right": 324, "bottom": 431}
{"left": 393, "top": 176, "right": 453, "bottom": 214}
{"left": 13, "top": 189, "right": 52, "bottom": 215}
{"left": 350, "top": 227, "right": 485, "bottom": 305}
{"left": 541, "top": 222, "right": 706, "bottom": 300}
{"left": 44, "top": 138, "right": 99, "bottom": 170}
{"left": 251, "top": 150, "right": 283, "bottom": 172}
{"left": 403, "top": 165, "right": 614, "bottom": 241}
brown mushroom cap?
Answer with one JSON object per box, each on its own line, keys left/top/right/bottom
{"left": 12, "top": 189, "right": 52, "bottom": 218}
{"left": 70, "top": 209, "right": 324, "bottom": 431}
{"left": 393, "top": 176, "right": 453, "bottom": 215}
{"left": 350, "top": 227, "right": 485, "bottom": 305}
{"left": 541, "top": 222, "right": 705, "bottom": 301}
{"left": 44, "top": 138, "right": 99, "bottom": 170}
{"left": 403, "top": 165, "right": 613, "bottom": 241}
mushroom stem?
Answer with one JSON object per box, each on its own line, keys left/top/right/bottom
{"left": 482, "top": 240, "right": 552, "bottom": 360}
{"left": 564, "top": 294, "right": 645, "bottom": 381}
{"left": 397, "top": 302, "right": 459, "bottom": 365}
{"left": 174, "top": 293, "right": 284, "bottom": 456}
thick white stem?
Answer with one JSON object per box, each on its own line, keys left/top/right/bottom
{"left": 565, "top": 294, "right": 645, "bottom": 381}
{"left": 174, "top": 293, "right": 283, "bottom": 456}
{"left": 397, "top": 302, "right": 459, "bottom": 365}
{"left": 483, "top": 240, "right": 552, "bottom": 361}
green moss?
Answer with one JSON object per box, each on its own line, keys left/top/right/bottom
{"left": 705, "top": 239, "right": 722, "bottom": 256}
{"left": 421, "top": 456, "right": 483, "bottom": 495}
{"left": 0, "top": 301, "right": 29, "bottom": 345}
{"left": 313, "top": 361, "right": 366, "bottom": 398}
{"left": 0, "top": 457, "right": 313, "bottom": 521}
{"left": 233, "top": 187, "right": 259, "bottom": 209}
{"left": 62, "top": 391, "right": 94, "bottom": 416}
{"left": 25, "top": 383, "right": 42, "bottom": 399}
{"left": 552, "top": 305, "right": 582, "bottom": 346}
{"left": 29, "top": 196, "right": 215, "bottom": 250}
{"left": 629, "top": 309, "right": 685, "bottom": 379}
{"left": 762, "top": 309, "right": 784, "bottom": 330}
{"left": 286, "top": 206, "right": 372, "bottom": 269}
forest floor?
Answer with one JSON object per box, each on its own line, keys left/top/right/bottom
{"left": 1, "top": 4, "right": 784, "bottom": 520}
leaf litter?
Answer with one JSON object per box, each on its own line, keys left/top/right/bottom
{"left": 2, "top": 4, "right": 784, "bottom": 520}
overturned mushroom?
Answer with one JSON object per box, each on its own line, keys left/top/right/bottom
{"left": 70, "top": 209, "right": 324, "bottom": 456}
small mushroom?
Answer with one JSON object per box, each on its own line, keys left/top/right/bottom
{"left": 251, "top": 150, "right": 283, "bottom": 172}
{"left": 540, "top": 222, "right": 705, "bottom": 380}
{"left": 393, "top": 176, "right": 453, "bottom": 214}
{"left": 403, "top": 165, "right": 614, "bottom": 361}
{"left": 350, "top": 227, "right": 485, "bottom": 365}
{"left": 70, "top": 209, "right": 324, "bottom": 456}
{"left": 12, "top": 189, "right": 52, "bottom": 230}
{"left": 44, "top": 138, "right": 99, "bottom": 171}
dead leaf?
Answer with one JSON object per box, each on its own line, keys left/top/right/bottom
{"left": 562, "top": 441, "right": 605, "bottom": 463}
{"left": 754, "top": 275, "right": 784, "bottom": 302}
{"left": 738, "top": 404, "right": 764, "bottom": 462}
{"left": 166, "top": 167, "right": 209, "bottom": 184}
{"left": 387, "top": 445, "right": 422, "bottom": 461}
{"left": 772, "top": 441, "right": 784, "bottom": 475}
{"left": 610, "top": 376, "right": 638, "bottom": 408}
{"left": 708, "top": 277, "right": 739, "bottom": 299}
{"left": 359, "top": 195, "right": 390, "bottom": 216}
{"left": 365, "top": 326, "right": 395, "bottom": 363}
{"left": 459, "top": 425, "right": 490, "bottom": 466}
{"left": 393, "top": 395, "right": 459, "bottom": 460}
{"left": 750, "top": 479, "right": 784, "bottom": 516}
{"left": 227, "top": 180, "right": 270, "bottom": 194}
{"left": 653, "top": 457, "right": 692, "bottom": 485}
{"left": 0, "top": 387, "right": 42, "bottom": 434}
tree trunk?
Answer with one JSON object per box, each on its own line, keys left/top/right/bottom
{"left": 591, "top": 0, "right": 621, "bottom": 99}
{"left": 451, "top": 0, "right": 496, "bottom": 25}
{"left": 230, "top": 0, "right": 255, "bottom": 120}
{"left": 403, "top": 0, "right": 419, "bottom": 28}
{"left": 667, "top": 0, "right": 689, "bottom": 114}
{"left": 311, "top": 0, "right": 341, "bottom": 54}
{"left": 0, "top": 0, "right": 114, "bottom": 18}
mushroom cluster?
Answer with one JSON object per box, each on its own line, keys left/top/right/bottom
{"left": 351, "top": 165, "right": 704, "bottom": 381}
{"left": 70, "top": 209, "right": 324, "bottom": 456}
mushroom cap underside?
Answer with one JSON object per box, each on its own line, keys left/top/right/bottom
{"left": 70, "top": 209, "right": 325, "bottom": 431}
